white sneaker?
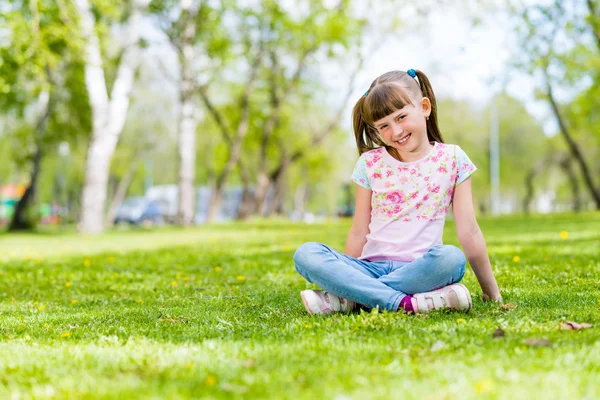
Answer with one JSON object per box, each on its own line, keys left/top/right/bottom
{"left": 411, "top": 283, "right": 472, "bottom": 314}
{"left": 300, "top": 290, "right": 356, "bottom": 315}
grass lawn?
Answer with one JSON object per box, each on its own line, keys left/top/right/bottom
{"left": 0, "top": 213, "right": 599, "bottom": 399}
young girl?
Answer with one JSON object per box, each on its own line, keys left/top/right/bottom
{"left": 294, "top": 69, "right": 502, "bottom": 315}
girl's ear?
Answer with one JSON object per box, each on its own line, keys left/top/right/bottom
{"left": 421, "top": 97, "right": 432, "bottom": 117}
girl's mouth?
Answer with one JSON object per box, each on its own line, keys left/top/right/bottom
{"left": 394, "top": 133, "right": 411, "bottom": 146}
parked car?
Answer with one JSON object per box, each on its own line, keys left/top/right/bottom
{"left": 114, "top": 197, "right": 163, "bottom": 226}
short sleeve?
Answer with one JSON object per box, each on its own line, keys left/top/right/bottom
{"left": 351, "top": 155, "right": 371, "bottom": 190}
{"left": 455, "top": 145, "right": 477, "bottom": 185}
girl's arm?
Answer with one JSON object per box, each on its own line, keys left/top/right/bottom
{"left": 452, "top": 177, "right": 502, "bottom": 302}
{"left": 344, "top": 184, "right": 372, "bottom": 258}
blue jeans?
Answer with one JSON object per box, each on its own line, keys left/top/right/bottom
{"left": 294, "top": 242, "right": 467, "bottom": 312}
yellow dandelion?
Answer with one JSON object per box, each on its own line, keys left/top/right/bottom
{"left": 456, "top": 318, "right": 466, "bottom": 323}
{"left": 183, "top": 276, "right": 189, "bottom": 282}
{"left": 65, "top": 282, "right": 72, "bottom": 287}
{"left": 108, "top": 256, "right": 115, "bottom": 262}
{"left": 205, "top": 375, "right": 216, "bottom": 386}
{"left": 70, "top": 299, "right": 78, "bottom": 305}
{"left": 474, "top": 378, "right": 494, "bottom": 394}
{"left": 512, "top": 256, "right": 520, "bottom": 263}
{"left": 137, "top": 299, "right": 144, "bottom": 303}
{"left": 43, "top": 323, "right": 49, "bottom": 328}
{"left": 33, "top": 301, "right": 39, "bottom": 305}
{"left": 38, "top": 305, "right": 46, "bottom": 311}
{"left": 60, "top": 332, "right": 71, "bottom": 338}
{"left": 236, "top": 276, "right": 245, "bottom": 281}
{"left": 559, "top": 231, "right": 568, "bottom": 240}
{"left": 214, "top": 266, "right": 222, "bottom": 272}
{"left": 33, "top": 259, "right": 40, "bottom": 265}
{"left": 83, "top": 259, "right": 91, "bottom": 267}
{"left": 171, "top": 281, "right": 178, "bottom": 286}
{"left": 305, "top": 324, "right": 313, "bottom": 329}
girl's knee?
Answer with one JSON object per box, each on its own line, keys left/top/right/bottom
{"left": 442, "top": 245, "right": 466, "bottom": 267}
{"left": 293, "top": 242, "right": 326, "bottom": 271}
{"left": 431, "top": 245, "right": 466, "bottom": 278}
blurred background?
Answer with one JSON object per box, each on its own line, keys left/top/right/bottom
{"left": 0, "top": 0, "right": 598, "bottom": 234}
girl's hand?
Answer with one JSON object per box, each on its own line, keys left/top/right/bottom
{"left": 482, "top": 292, "right": 503, "bottom": 304}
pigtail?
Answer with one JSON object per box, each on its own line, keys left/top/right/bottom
{"left": 415, "top": 70, "right": 444, "bottom": 143}
{"left": 352, "top": 96, "right": 385, "bottom": 155}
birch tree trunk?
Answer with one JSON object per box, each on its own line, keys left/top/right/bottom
{"left": 76, "top": 0, "right": 148, "bottom": 234}
{"left": 176, "top": 0, "right": 199, "bottom": 226}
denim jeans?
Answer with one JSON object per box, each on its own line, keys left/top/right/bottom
{"left": 293, "top": 242, "right": 467, "bottom": 312}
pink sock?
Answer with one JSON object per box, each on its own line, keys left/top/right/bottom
{"left": 399, "top": 295, "right": 415, "bottom": 313}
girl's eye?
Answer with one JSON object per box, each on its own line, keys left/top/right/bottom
{"left": 397, "top": 115, "right": 405, "bottom": 121}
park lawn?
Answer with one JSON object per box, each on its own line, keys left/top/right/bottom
{"left": 0, "top": 213, "right": 599, "bottom": 399}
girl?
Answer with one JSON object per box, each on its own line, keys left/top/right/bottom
{"left": 294, "top": 69, "right": 502, "bottom": 315}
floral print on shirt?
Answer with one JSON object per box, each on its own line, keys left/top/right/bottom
{"left": 351, "top": 143, "right": 476, "bottom": 222}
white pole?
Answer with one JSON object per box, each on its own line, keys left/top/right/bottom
{"left": 490, "top": 96, "right": 500, "bottom": 216}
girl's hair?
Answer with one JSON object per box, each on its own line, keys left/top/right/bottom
{"left": 352, "top": 70, "right": 444, "bottom": 158}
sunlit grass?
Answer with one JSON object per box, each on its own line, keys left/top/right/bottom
{"left": 0, "top": 212, "right": 599, "bottom": 398}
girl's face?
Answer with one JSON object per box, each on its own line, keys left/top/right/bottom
{"left": 373, "top": 97, "right": 431, "bottom": 156}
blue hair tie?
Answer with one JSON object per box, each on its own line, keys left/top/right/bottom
{"left": 363, "top": 90, "right": 369, "bottom": 97}
{"left": 407, "top": 69, "right": 417, "bottom": 78}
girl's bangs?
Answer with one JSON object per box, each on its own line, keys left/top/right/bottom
{"left": 364, "top": 83, "right": 413, "bottom": 124}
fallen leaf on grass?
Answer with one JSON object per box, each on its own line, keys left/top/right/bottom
{"left": 242, "top": 359, "right": 256, "bottom": 368}
{"left": 500, "top": 303, "right": 517, "bottom": 311}
{"left": 523, "top": 338, "right": 552, "bottom": 347}
{"left": 492, "top": 328, "right": 505, "bottom": 338}
{"left": 560, "top": 321, "right": 592, "bottom": 331}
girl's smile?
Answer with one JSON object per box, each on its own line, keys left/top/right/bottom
{"left": 374, "top": 105, "right": 431, "bottom": 161}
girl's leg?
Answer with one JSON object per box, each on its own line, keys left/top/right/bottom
{"left": 378, "top": 245, "right": 467, "bottom": 294}
{"left": 293, "top": 242, "right": 405, "bottom": 311}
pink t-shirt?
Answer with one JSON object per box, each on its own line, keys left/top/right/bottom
{"left": 351, "top": 142, "right": 476, "bottom": 262}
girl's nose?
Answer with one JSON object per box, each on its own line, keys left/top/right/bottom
{"left": 392, "top": 124, "right": 403, "bottom": 137}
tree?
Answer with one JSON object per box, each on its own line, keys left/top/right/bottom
{"left": 512, "top": 0, "right": 600, "bottom": 209}
{"left": 0, "top": 0, "right": 88, "bottom": 230}
{"left": 75, "top": 0, "right": 150, "bottom": 234}
{"left": 149, "top": 0, "right": 232, "bottom": 225}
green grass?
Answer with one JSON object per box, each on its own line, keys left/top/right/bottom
{"left": 1, "top": 213, "right": 599, "bottom": 399}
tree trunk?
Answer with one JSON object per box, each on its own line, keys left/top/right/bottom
{"left": 9, "top": 91, "right": 52, "bottom": 231}
{"left": 235, "top": 159, "right": 255, "bottom": 220}
{"left": 176, "top": 0, "right": 199, "bottom": 226}
{"left": 523, "top": 167, "right": 537, "bottom": 214}
{"left": 294, "top": 183, "right": 308, "bottom": 216}
{"left": 251, "top": 49, "right": 313, "bottom": 215}
{"left": 559, "top": 155, "right": 582, "bottom": 212}
{"left": 547, "top": 81, "right": 600, "bottom": 209}
{"left": 253, "top": 51, "right": 365, "bottom": 218}
{"left": 200, "top": 48, "right": 262, "bottom": 222}
{"left": 76, "top": 0, "right": 147, "bottom": 234}
{"left": 266, "top": 158, "right": 290, "bottom": 216}
{"left": 105, "top": 153, "right": 143, "bottom": 225}
{"left": 9, "top": 149, "right": 43, "bottom": 231}
{"left": 206, "top": 184, "right": 224, "bottom": 222}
